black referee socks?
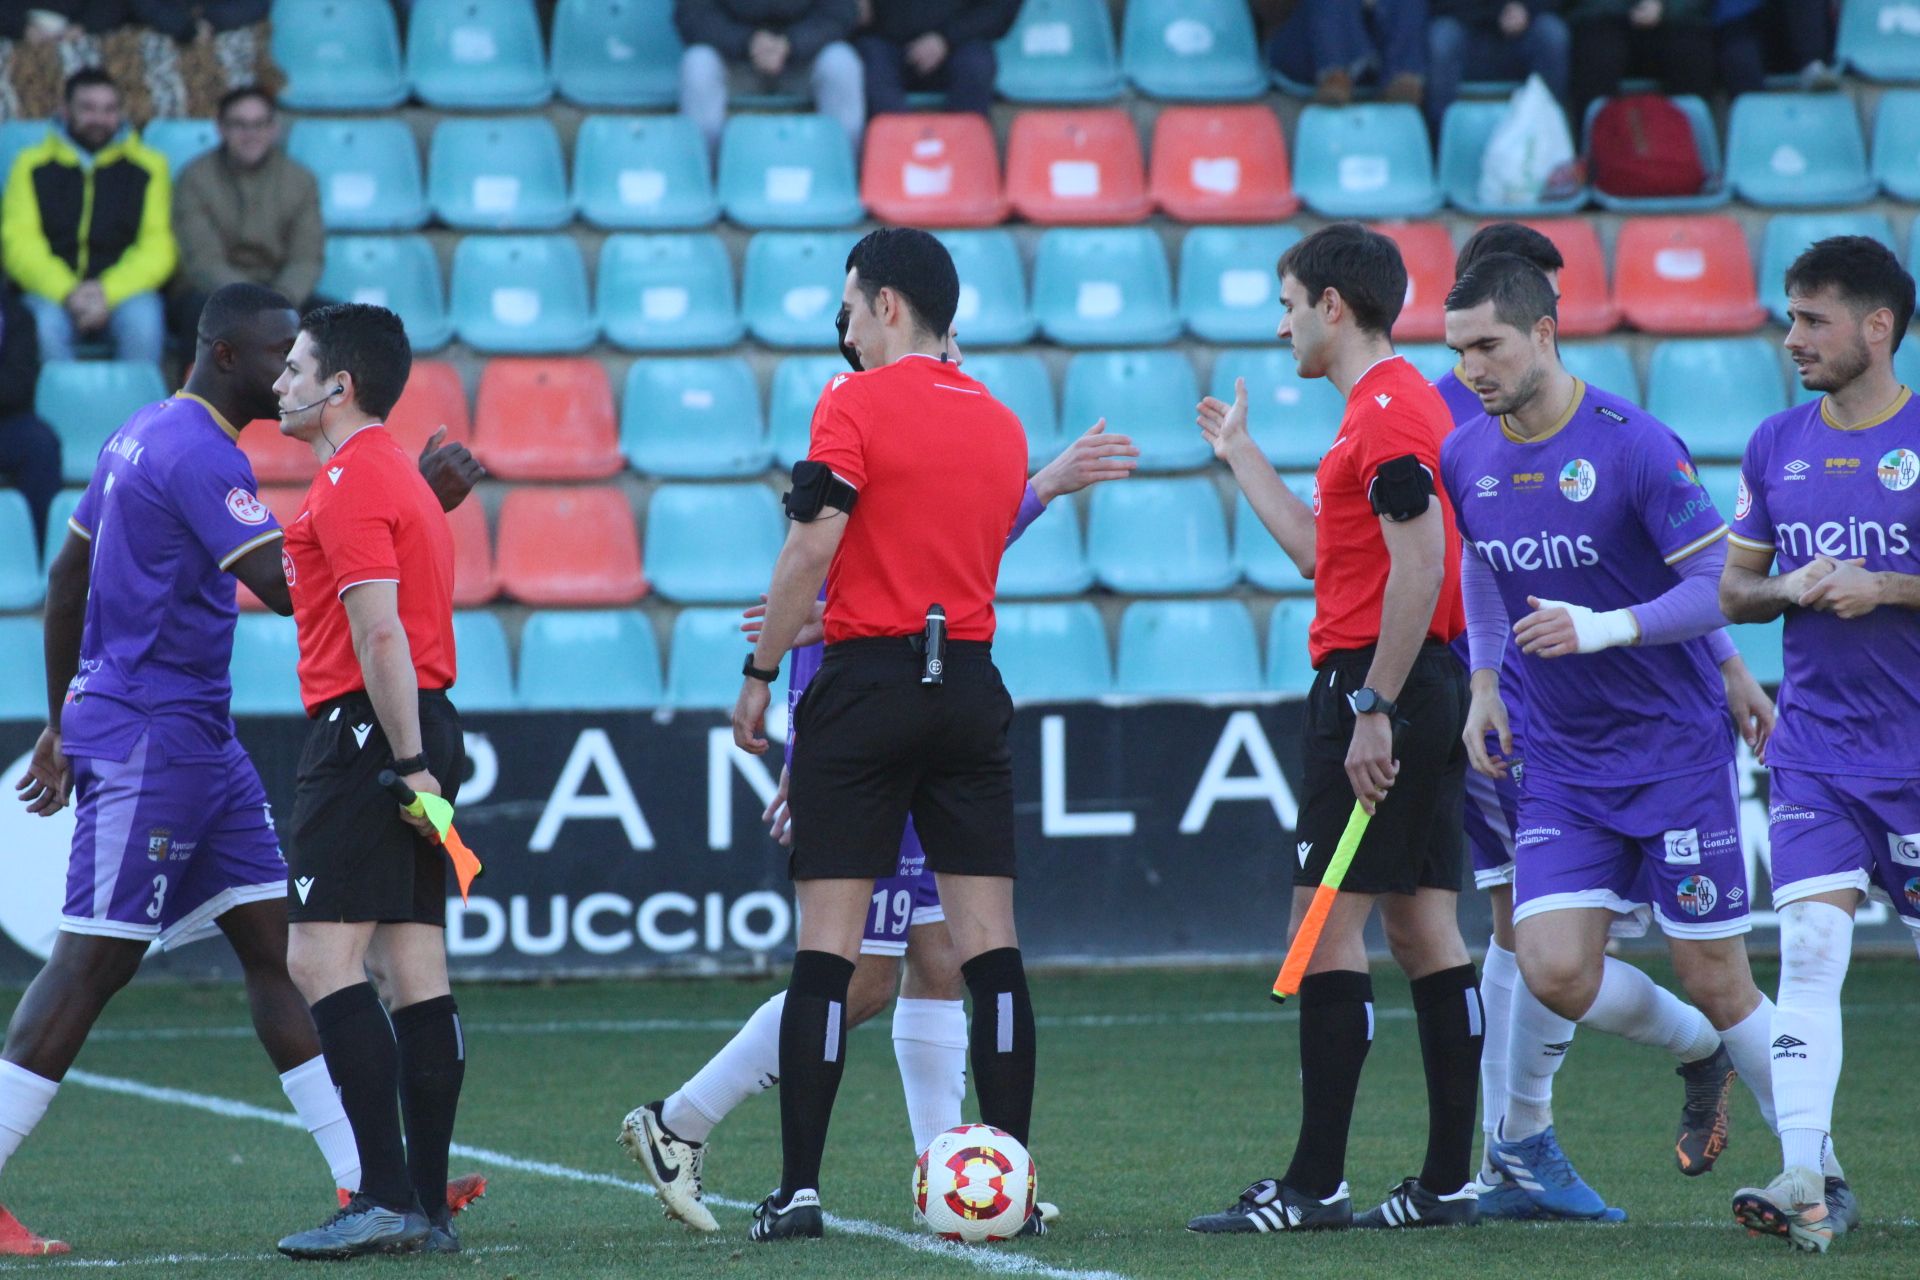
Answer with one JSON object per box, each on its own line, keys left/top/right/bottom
{"left": 778, "top": 949, "right": 855, "bottom": 1202}
{"left": 1411, "top": 964, "right": 1484, "bottom": 1197}
{"left": 1282, "top": 969, "right": 1373, "bottom": 1201}
{"left": 961, "top": 947, "right": 1036, "bottom": 1147}
{"left": 311, "top": 982, "right": 412, "bottom": 1212}
{"left": 393, "top": 994, "right": 465, "bottom": 1222}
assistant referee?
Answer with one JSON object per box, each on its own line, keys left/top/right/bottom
{"left": 731, "top": 228, "right": 1032, "bottom": 1243}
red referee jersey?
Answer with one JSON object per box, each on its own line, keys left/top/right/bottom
{"left": 805, "top": 354, "right": 1028, "bottom": 644}
{"left": 283, "top": 424, "right": 457, "bottom": 714}
{"left": 1309, "top": 356, "right": 1465, "bottom": 667}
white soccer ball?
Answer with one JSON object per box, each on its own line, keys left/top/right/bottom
{"left": 912, "top": 1123, "right": 1035, "bottom": 1243}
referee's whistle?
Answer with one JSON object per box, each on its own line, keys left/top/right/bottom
{"left": 921, "top": 604, "right": 947, "bottom": 685}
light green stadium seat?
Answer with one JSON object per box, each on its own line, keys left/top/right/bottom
{"left": 1116, "top": 599, "right": 1262, "bottom": 696}
{"left": 517, "top": 609, "right": 663, "bottom": 709}
{"left": 994, "top": 602, "right": 1112, "bottom": 700}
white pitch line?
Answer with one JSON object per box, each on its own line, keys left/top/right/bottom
{"left": 62, "top": 1071, "right": 1129, "bottom": 1280}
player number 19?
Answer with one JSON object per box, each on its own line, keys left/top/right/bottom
{"left": 870, "top": 888, "right": 912, "bottom": 936}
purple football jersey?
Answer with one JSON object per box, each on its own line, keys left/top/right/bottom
{"left": 1729, "top": 392, "right": 1920, "bottom": 777}
{"left": 61, "top": 394, "right": 282, "bottom": 763}
{"left": 1440, "top": 380, "right": 1731, "bottom": 784}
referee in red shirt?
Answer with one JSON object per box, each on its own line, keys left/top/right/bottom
{"left": 270, "top": 304, "right": 468, "bottom": 1258}
{"left": 1187, "top": 224, "right": 1484, "bottom": 1234}
{"left": 731, "top": 229, "right": 1033, "bottom": 1242}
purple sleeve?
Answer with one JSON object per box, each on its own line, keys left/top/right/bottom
{"left": 1704, "top": 628, "right": 1737, "bottom": 665}
{"left": 1461, "top": 542, "right": 1509, "bottom": 673}
{"left": 175, "top": 445, "right": 282, "bottom": 570}
{"left": 1006, "top": 484, "right": 1044, "bottom": 546}
{"left": 1626, "top": 537, "right": 1730, "bottom": 647}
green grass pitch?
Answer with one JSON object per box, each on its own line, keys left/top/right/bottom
{"left": 0, "top": 956, "right": 1914, "bottom": 1278}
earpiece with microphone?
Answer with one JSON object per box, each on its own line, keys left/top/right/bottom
{"left": 279, "top": 385, "right": 343, "bottom": 418}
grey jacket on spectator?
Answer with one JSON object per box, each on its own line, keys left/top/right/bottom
{"left": 674, "top": 0, "right": 859, "bottom": 63}
{"left": 864, "top": 0, "right": 1020, "bottom": 45}
{"left": 172, "top": 144, "right": 323, "bottom": 302}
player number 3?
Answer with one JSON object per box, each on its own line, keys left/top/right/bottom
{"left": 145, "top": 874, "right": 169, "bottom": 921}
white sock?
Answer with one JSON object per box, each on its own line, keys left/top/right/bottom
{"left": 892, "top": 998, "right": 968, "bottom": 1154}
{"left": 1503, "top": 976, "right": 1579, "bottom": 1141}
{"left": 0, "top": 1060, "right": 59, "bottom": 1179}
{"left": 1718, "top": 994, "right": 1779, "bottom": 1134}
{"left": 1476, "top": 940, "right": 1516, "bottom": 1174}
{"left": 279, "top": 1056, "right": 361, "bottom": 1192}
{"left": 1578, "top": 956, "right": 1721, "bottom": 1061}
{"left": 662, "top": 991, "right": 784, "bottom": 1144}
{"left": 1774, "top": 900, "right": 1852, "bottom": 1175}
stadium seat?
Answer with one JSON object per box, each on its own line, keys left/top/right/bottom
{"left": 1266, "top": 598, "right": 1317, "bottom": 696}
{"left": 1872, "top": 91, "right": 1920, "bottom": 200}
{"left": 1005, "top": 109, "right": 1151, "bottom": 224}
{"left": 271, "top": 0, "right": 408, "bottom": 110}
{"left": 1646, "top": 338, "right": 1785, "bottom": 461}
{"left": 406, "top": 0, "right": 551, "bottom": 108}
{"left": 1032, "top": 228, "right": 1180, "bottom": 346}
{"left": 317, "top": 235, "right": 452, "bottom": 351}
{"left": 1149, "top": 105, "right": 1300, "bottom": 223}
{"left": 993, "top": 0, "right": 1122, "bottom": 102}
{"left": 517, "top": 609, "right": 663, "bottom": 709}
{"left": 286, "top": 119, "right": 426, "bottom": 231}
{"left": 598, "top": 234, "right": 743, "bottom": 350}
{"left": 43, "top": 489, "right": 84, "bottom": 563}
{"left": 1438, "top": 100, "right": 1585, "bottom": 216}
{"left": 35, "top": 361, "right": 168, "bottom": 485}
{"left": 998, "top": 498, "right": 1092, "bottom": 597}
{"left": 1231, "top": 492, "right": 1298, "bottom": 593}
{"left": 140, "top": 119, "right": 217, "bottom": 175}
{"left": 1585, "top": 95, "right": 1728, "bottom": 213}
{"left": 1559, "top": 341, "right": 1640, "bottom": 404}
{"left": 1612, "top": 216, "right": 1766, "bottom": 335}
{"left": 1726, "top": 93, "right": 1874, "bottom": 206}
{"left": 768, "top": 355, "right": 846, "bottom": 466}
{"left": 496, "top": 485, "right": 646, "bottom": 605}
{"left": 644, "top": 483, "right": 784, "bottom": 603}
{"left": 0, "top": 491, "right": 42, "bottom": 609}
{"left": 717, "top": 114, "right": 863, "bottom": 228}
{"left": 1087, "top": 477, "right": 1234, "bottom": 593}
{"left": 1725, "top": 621, "right": 1783, "bottom": 685}
{"left": 1838, "top": 0, "right": 1920, "bottom": 80}
{"left": 573, "top": 114, "right": 718, "bottom": 229}
{"left": 741, "top": 231, "right": 862, "bottom": 348}
{"left": 961, "top": 353, "right": 1061, "bottom": 468}
{"left": 940, "top": 230, "right": 1035, "bottom": 346}
{"left": 447, "top": 499, "right": 499, "bottom": 607}
{"left": 0, "top": 616, "right": 49, "bottom": 720}
{"left": 1120, "top": 0, "right": 1265, "bottom": 100}
{"left": 1498, "top": 219, "right": 1619, "bottom": 336}
{"left": 993, "top": 602, "right": 1112, "bottom": 700}
{"left": 621, "top": 357, "right": 770, "bottom": 478}
{"left": 450, "top": 234, "right": 597, "bottom": 353}
{"left": 1178, "top": 225, "right": 1299, "bottom": 343}
{"left": 386, "top": 360, "right": 474, "bottom": 459}
{"left": 667, "top": 607, "right": 789, "bottom": 710}
{"left": 551, "top": 0, "right": 681, "bottom": 108}
{"left": 1696, "top": 464, "right": 1742, "bottom": 530}
{"left": 471, "top": 357, "right": 622, "bottom": 479}
{"left": 1758, "top": 213, "right": 1897, "bottom": 324}
{"left": 1397, "top": 344, "right": 1458, "bottom": 384}
{"left": 1115, "top": 599, "right": 1262, "bottom": 697}
{"left": 452, "top": 610, "right": 519, "bottom": 710}
{"left": 1063, "top": 351, "right": 1206, "bottom": 472}
{"left": 1210, "top": 347, "right": 1343, "bottom": 469}
{"left": 0, "top": 120, "right": 47, "bottom": 185}
{"left": 237, "top": 419, "right": 315, "bottom": 486}
{"left": 427, "top": 117, "right": 571, "bottom": 231}
{"left": 861, "top": 113, "right": 1008, "bottom": 228}
{"left": 230, "top": 614, "right": 304, "bottom": 715}
{"left": 1293, "top": 105, "right": 1441, "bottom": 219}
{"left": 1369, "top": 221, "right": 1453, "bottom": 341}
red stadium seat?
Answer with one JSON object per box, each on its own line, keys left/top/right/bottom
{"left": 1005, "top": 108, "right": 1151, "bottom": 225}
{"left": 496, "top": 485, "right": 647, "bottom": 606}
{"left": 448, "top": 497, "right": 499, "bottom": 606}
{"left": 237, "top": 485, "right": 308, "bottom": 612}
{"left": 1149, "top": 105, "right": 1298, "bottom": 223}
{"left": 471, "top": 358, "right": 623, "bottom": 480}
{"left": 1613, "top": 215, "right": 1766, "bottom": 335}
{"left": 240, "top": 420, "right": 316, "bottom": 485}
{"left": 1370, "top": 221, "right": 1453, "bottom": 342}
{"left": 861, "top": 113, "right": 1007, "bottom": 228}
{"left": 385, "top": 360, "right": 473, "bottom": 460}
{"left": 1488, "top": 219, "right": 1621, "bottom": 337}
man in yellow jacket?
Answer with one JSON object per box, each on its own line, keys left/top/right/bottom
{"left": 3, "top": 68, "right": 175, "bottom": 365}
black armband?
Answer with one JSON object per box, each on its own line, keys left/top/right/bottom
{"left": 1367, "top": 454, "right": 1435, "bottom": 522}
{"left": 784, "top": 461, "right": 858, "bottom": 522}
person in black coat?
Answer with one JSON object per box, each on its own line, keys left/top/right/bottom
{"left": 855, "top": 0, "right": 1017, "bottom": 118}
{"left": 675, "top": 0, "right": 866, "bottom": 156}
{"left": 0, "top": 283, "right": 63, "bottom": 552}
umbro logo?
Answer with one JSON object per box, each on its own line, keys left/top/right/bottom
{"left": 1784, "top": 460, "right": 1810, "bottom": 479}
{"left": 1374, "top": 394, "right": 1393, "bottom": 409}
{"left": 352, "top": 723, "right": 372, "bottom": 749}
{"left": 294, "top": 876, "right": 315, "bottom": 904}
{"left": 1772, "top": 1033, "right": 1808, "bottom": 1060}
{"left": 1475, "top": 475, "right": 1500, "bottom": 498}
{"left": 1543, "top": 1040, "right": 1572, "bottom": 1057}
{"left": 1297, "top": 841, "right": 1313, "bottom": 867}
{"left": 328, "top": 466, "right": 344, "bottom": 484}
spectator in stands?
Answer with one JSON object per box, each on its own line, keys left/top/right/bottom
{"left": 0, "top": 280, "right": 62, "bottom": 550}
{"left": 1258, "top": 0, "right": 1430, "bottom": 107}
{"left": 127, "top": 1, "right": 270, "bottom": 42}
{"left": 855, "top": 0, "right": 1016, "bottom": 119}
{"left": 169, "top": 86, "right": 323, "bottom": 344}
{"left": 675, "top": 0, "right": 866, "bottom": 158}
{"left": 1566, "top": 0, "right": 1714, "bottom": 126}
{"left": 1716, "top": 0, "right": 1836, "bottom": 97}
{"left": 2, "top": 68, "right": 174, "bottom": 365}
{"left": 1426, "top": 1, "right": 1571, "bottom": 132}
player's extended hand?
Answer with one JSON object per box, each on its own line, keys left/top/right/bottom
{"left": 742, "top": 594, "right": 825, "bottom": 650}
{"left": 764, "top": 764, "right": 793, "bottom": 846}
{"left": 1345, "top": 713, "right": 1398, "bottom": 815}
{"left": 1719, "top": 655, "right": 1775, "bottom": 762}
{"left": 1798, "top": 557, "right": 1880, "bottom": 618}
{"left": 398, "top": 769, "right": 441, "bottom": 838}
{"left": 733, "top": 677, "right": 772, "bottom": 754}
{"left": 1463, "top": 685, "right": 1513, "bottom": 779}
{"left": 1775, "top": 554, "right": 1840, "bottom": 605}
{"left": 14, "top": 726, "right": 70, "bottom": 817}
{"left": 1197, "top": 378, "right": 1258, "bottom": 464}
{"left": 418, "top": 427, "right": 486, "bottom": 513}
{"left": 1030, "top": 420, "right": 1139, "bottom": 503}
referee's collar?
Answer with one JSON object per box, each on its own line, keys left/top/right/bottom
{"left": 325, "top": 421, "right": 388, "bottom": 460}
{"left": 1352, "top": 354, "right": 1407, "bottom": 391}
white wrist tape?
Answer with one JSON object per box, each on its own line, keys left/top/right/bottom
{"left": 1534, "top": 598, "right": 1639, "bottom": 652}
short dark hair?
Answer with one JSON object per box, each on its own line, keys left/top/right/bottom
{"left": 844, "top": 227, "right": 959, "bottom": 339}
{"left": 1445, "top": 252, "right": 1559, "bottom": 337}
{"left": 197, "top": 282, "right": 294, "bottom": 348}
{"left": 217, "top": 85, "right": 276, "bottom": 118}
{"left": 1455, "top": 222, "right": 1564, "bottom": 280}
{"left": 64, "top": 68, "right": 118, "bottom": 104}
{"left": 1275, "top": 222, "right": 1406, "bottom": 337}
{"left": 1785, "top": 235, "right": 1916, "bottom": 354}
{"left": 301, "top": 303, "right": 412, "bottom": 420}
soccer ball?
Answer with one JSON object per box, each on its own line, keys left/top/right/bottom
{"left": 912, "top": 1124, "right": 1035, "bottom": 1243}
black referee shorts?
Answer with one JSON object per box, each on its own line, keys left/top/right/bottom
{"left": 788, "top": 638, "right": 1016, "bottom": 881}
{"left": 286, "top": 689, "right": 465, "bottom": 926}
{"left": 1294, "top": 641, "right": 1468, "bottom": 897}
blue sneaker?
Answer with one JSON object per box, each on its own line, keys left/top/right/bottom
{"left": 1489, "top": 1124, "right": 1616, "bottom": 1220}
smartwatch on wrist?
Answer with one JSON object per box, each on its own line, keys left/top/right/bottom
{"left": 389, "top": 752, "right": 428, "bottom": 776}
{"left": 742, "top": 655, "right": 780, "bottom": 683}
{"left": 1348, "top": 688, "right": 1399, "bottom": 719}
